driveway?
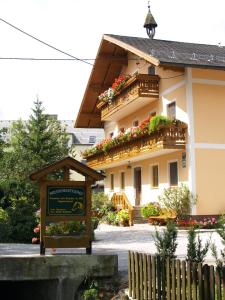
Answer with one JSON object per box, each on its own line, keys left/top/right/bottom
{"left": 0, "top": 224, "right": 222, "bottom": 273}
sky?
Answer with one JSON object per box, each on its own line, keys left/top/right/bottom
{"left": 0, "top": 0, "right": 225, "bottom": 121}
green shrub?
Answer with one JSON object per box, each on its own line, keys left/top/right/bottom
{"left": 0, "top": 207, "right": 9, "bottom": 223}
{"left": 154, "top": 221, "right": 178, "bottom": 259}
{"left": 46, "top": 221, "right": 85, "bottom": 235}
{"left": 91, "top": 192, "right": 114, "bottom": 216}
{"left": 158, "top": 184, "right": 197, "bottom": 220}
{"left": 83, "top": 288, "right": 99, "bottom": 300}
{"left": 117, "top": 209, "right": 129, "bottom": 222}
{"left": 6, "top": 196, "right": 37, "bottom": 243}
{"left": 141, "top": 203, "right": 161, "bottom": 218}
{"left": 149, "top": 115, "right": 171, "bottom": 132}
{"left": 186, "top": 227, "right": 210, "bottom": 263}
{"left": 102, "top": 211, "right": 119, "bottom": 226}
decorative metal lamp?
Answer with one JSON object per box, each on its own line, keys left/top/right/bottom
{"left": 144, "top": 2, "right": 157, "bottom": 39}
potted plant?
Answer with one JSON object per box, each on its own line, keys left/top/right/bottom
{"left": 141, "top": 202, "right": 161, "bottom": 218}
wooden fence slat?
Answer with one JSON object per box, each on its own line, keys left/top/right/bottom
{"left": 215, "top": 267, "right": 221, "bottom": 300}
{"left": 171, "top": 259, "right": 176, "bottom": 300}
{"left": 222, "top": 267, "right": 225, "bottom": 300}
{"left": 209, "top": 265, "right": 215, "bottom": 300}
{"left": 198, "top": 263, "right": 203, "bottom": 300}
{"left": 187, "top": 261, "right": 192, "bottom": 300}
{"left": 131, "top": 251, "right": 136, "bottom": 299}
{"left": 167, "top": 258, "right": 171, "bottom": 300}
{"left": 135, "top": 252, "right": 140, "bottom": 300}
{"left": 152, "top": 256, "right": 156, "bottom": 300}
{"left": 203, "top": 264, "right": 210, "bottom": 300}
{"left": 176, "top": 260, "right": 181, "bottom": 300}
{"left": 139, "top": 254, "right": 143, "bottom": 300}
{"left": 128, "top": 251, "right": 132, "bottom": 297}
{"left": 192, "top": 262, "right": 197, "bottom": 300}
{"left": 161, "top": 259, "right": 166, "bottom": 300}
{"left": 148, "top": 255, "right": 152, "bottom": 300}
{"left": 181, "top": 260, "right": 186, "bottom": 300}
{"left": 157, "top": 256, "right": 161, "bottom": 300}
{"left": 143, "top": 254, "right": 148, "bottom": 300}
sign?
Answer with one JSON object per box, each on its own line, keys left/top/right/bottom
{"left": 46, "top": 186, "right": 86, "bottom": 216}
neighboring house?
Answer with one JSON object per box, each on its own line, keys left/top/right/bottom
{"left": 75, "top": 7, "right": 225, "bottom": 216}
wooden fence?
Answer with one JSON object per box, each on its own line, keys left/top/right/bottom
{"left": 128, "top": 251, "right": 225, "bottom": 300}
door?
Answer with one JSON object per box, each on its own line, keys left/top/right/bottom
{"left": 134, "top": 167, "right": 142, "bottom": 206}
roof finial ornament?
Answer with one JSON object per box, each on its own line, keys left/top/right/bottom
{"left": 144, "top": 1, "right": 157, "bottom": 39}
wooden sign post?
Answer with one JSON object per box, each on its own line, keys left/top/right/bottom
{"left": 30, "top": 157, "right": 104, "bottom": 255}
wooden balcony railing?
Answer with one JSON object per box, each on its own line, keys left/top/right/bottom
{"left": 97, "top": 74, "right": 160, "bottom": 121}
{"left": 112, "top": 192, "right": 134, "bottom": 226}
{"left": 85, "top": 123, "right": 187, "bottom": 169}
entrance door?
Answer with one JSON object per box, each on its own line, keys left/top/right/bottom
{"left": 134, "top": 167, "right": 142, "bottom": 206}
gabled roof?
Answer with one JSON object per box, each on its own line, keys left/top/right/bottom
{"left": 75, "top": 34, "right": 225, "bottom": 128}
{"left": 105, "top": 34, "right": 225, "bottom": 69}
{"left": 30, "top": 156, "right": 105, "bottom": 181}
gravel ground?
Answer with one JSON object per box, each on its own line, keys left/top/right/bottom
{"left": 0, "top": 224, "right": 223, "bottom": 272}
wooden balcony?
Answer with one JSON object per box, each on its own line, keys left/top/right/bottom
{"left": 85, "top": 123, "right": 187, "bottom": 169}
{"left": 97, "top": 74, "right": 160, "bottom": 121}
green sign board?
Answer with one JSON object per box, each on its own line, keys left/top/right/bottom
{"left": 46, "top": 186, "right": 86, "bottom": 216}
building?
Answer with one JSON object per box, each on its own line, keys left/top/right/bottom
{"left": 75, "top": 7, "right": 225, "bottom": 216}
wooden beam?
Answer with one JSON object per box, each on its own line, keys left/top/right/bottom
{"left": 89, "top": 83, "right": 111, "bottom": 92}
{"left": 98, "top": 53, "right": 128, "bottom": 65}
{"left": 80, "top": 113, "right": 101, "bottom": 120}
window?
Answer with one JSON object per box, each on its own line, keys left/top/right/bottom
{"left": 109, "top": 132, "right": 113, "bottom": 138}
{"left": 89, "top": 136, "right": 96, "bottom": 144}
{"left": 110, "top": 174, "right": 114, "bottom": 191}
{"left": 133, "top": 120, "right": 139, "bottom": 127}
{"left": 169, "top": 161, "right": 178, "bottom": 186}
{"left": 152, "top": 165, "right": 159, "bottom": 188}
{"left": 120, "top": 172, "right": 125, "bottom": 190}
{"left": 148, "top": 66, "right": 156, "bottom": 75}
{"left": 167, "top": 102, "right": 176, "bottom": 119}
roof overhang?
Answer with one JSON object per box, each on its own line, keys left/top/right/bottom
{"left": 74, "top": 34, "right": 160, "bottom": 128}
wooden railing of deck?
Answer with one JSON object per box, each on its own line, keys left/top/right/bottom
{"left": 85, "top": 123, "right": 187, "bottom": 168}
{"left": 97, "top": 74, "right": 160, "bottom": 120}
{"left": 112, "top": 192, "right": 134, "bottom": 226}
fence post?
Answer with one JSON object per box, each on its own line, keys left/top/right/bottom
{"left": 161, "top": 258, "right": 166, "bottom": 300}
{"left": 181, "top": 260, "right": 186, "bottom": 300}
{"left": 187, "top": 261, "right": 192, "bottom": 300}
{"left": 139, "top": 254, "right": 144, "bottom": 300}
{"left": 198, "top": 263, "right": 203, "bottom": 300}
{"left": 166, "top": 258, "right": 171, "bottom": 300}
{"left": 148, "top": 255, "right": 152, "bottom": 300}
{"left": 176, "top": 259, "right": 181, "bottom": 300}
{"left": 222, "top": 267, "right": 225, "bottom": 300}
{"left": 152, "top": 256, "right": 156, "bottom": 300}
{"left": 171, "top": 259, "right": 176, "bottom": 300}
{"left": 215, "top": 266, "right": 221, "bottom": 300}
{"left": 131, "top": 251, "right": 136, "bottom": 299}
{"left": 135, "top": 252, "right": 140, "bottom": 300}
{"left": 156, "top": 256, "right": 161, "bottom": 300}
{"left": 192, "top": 262, "right": 197, "bottom": 300}
{"left": 209, "top": 265, "right": 215, "bottom": 300}
{"left": 203, "top": 264, "right": 210, "bottom": 300}
{"left": 143, "top": 254, "right": 148, "bottom": 300}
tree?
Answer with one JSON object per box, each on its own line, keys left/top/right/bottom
{"left": 0, "top": 99, "right": 69, "bottom": 207}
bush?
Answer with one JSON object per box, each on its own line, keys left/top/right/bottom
{"left": 159, "top": 184, "right": 197, "bottom": 220}
{"left": 154, "top": 221, "right": 178, "bottom": 259}
{"left": 141, "top": 203, "right": 161, "bottom": 218}
{"left": 91, "top": 192, "right": 114, "bottom": 216}
{"left": 148, "top": 115, "right": 171, "bottom": 132}
{"left": 102, "top": 211, "right": 119, "bottom": 226}
{"left": 5, "top": 197, "right": 37, "bottom": 243}
{"left": 117, "top": 209, "right": 129, "bottom": 226}
{"left": 186, "top": 227, "right": 210, "bottom": 263}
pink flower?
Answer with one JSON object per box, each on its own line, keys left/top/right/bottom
{"left": 32, "top": 237, "right": 38, "bottom": 244}
{"left": 33, "top": 227, "right": 40, "bottom": 233}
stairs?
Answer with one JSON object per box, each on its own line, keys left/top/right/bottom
{"left": 133, "top": 206, "right": 148, "bottom": 224}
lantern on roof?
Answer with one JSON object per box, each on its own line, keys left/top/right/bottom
{"left": 144, "top": 2, "right": 157, "bottom": 39}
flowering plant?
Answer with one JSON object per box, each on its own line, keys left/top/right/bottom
{"left": 98, "top": 74, "right": 131, "bottom": 103}
{"left": 82, "top": 115, "right": 176, "bottom": 158}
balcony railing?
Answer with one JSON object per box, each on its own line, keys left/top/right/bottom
{"left": 97, "top": 74, "right": 160, "bottom": 121}
{"left": 85, "top": 123, "right": 187, "bottom": 169}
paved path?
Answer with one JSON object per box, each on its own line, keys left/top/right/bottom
{"left": 0, "top": 224, "right": 223, "bottom": 272}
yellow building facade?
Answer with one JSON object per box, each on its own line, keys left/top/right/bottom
{"left": 75, "top": 34, "right": 225, "bottom": 216}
